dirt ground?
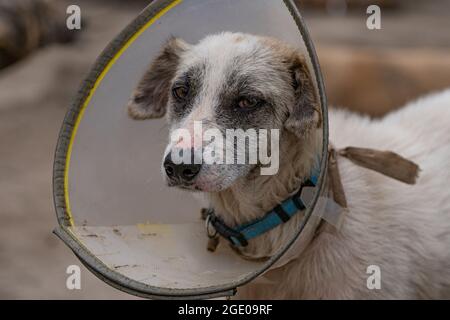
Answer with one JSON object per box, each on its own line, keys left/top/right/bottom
{"left": 0, "top": 0, "right": 449, "bottom": 299}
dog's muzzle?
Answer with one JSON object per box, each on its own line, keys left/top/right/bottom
{"left": 163, "top": 148, "right": 202, "bottom": 184}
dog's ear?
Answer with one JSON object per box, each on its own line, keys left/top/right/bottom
{"left": 127, "top": 37, "right": 189, "bottom": 120}
{"left": 284, "top": 53, "right": 321, "bottom": 137}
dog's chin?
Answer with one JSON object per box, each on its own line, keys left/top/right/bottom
{"left": 165, "top": 179, "right": 201, "bottom": 192}
{"left": 165, "top": 180, "right": 225, "bottom": 193}
{"left": 193, "top": 169, "right": 255, "bottom": 193}
{"left": 193, "top": 178, "right": 231, "bottom": 193}
{"left": 165, "top": 174, "right": 240, "bottom": 193}
{"left": 164, "top": 165, "right": 257, "bottom": 193}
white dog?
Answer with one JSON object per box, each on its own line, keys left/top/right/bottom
{"left": 128, "top": 32, "right": 450, "bottom": 299}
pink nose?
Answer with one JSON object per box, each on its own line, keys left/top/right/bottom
{"left": 174, "top": 136, "right": 192, "bottom": 149}
{"left": 173, "top": 128, "right": 202, "bottom": 149}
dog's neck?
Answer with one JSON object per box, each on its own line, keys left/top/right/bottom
{"left": 207, "top": 129, "right": 323, "bottom": 257}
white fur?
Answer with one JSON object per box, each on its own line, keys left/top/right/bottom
{"left": 236, "top": 90, "right": 450, "bottom": 299}
{"left": 130, "top": 32, "right": 450, "bottom": 299}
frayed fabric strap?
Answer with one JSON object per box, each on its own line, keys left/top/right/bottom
{"left": 338, "top": 147, "right": 420, "bottom": 185}
{"left": 327, "top": 148, "right": 348, "bottom": 209}
{"left": 328, "top": 145, "right": 421, "bottom": 209}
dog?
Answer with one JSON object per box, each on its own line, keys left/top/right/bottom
{"left": 127, "top": 32, "right": 450, "bottom": 299}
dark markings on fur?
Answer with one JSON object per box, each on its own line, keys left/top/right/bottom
{"left": 128, "top": 37, "right": 185, "bottom": 119}
{"left": 285, "top": 54, "right": 320, "bottom": 137}
{"left": 170, "top": 64, "right": 205, "bottom": 121}
{"left": 214, "top": 56, "right": 281, "bottom": 132}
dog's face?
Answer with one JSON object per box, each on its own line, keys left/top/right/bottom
{"left": 128, "top": 32, "right": 320, "bottom": 192}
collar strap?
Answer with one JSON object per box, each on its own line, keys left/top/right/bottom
{"left": 207, "top": 174, "right": 318, "bottom": 247}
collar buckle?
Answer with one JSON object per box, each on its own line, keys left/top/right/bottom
{"left": 207, "top": 212, "right": 249, "bottom": 247}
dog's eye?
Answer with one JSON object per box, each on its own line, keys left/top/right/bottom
{"left": 238, "top": 97, "right": 259, "bottom": 109}
{"left": 172, "top": 85, "right": 189, "bottom": 100}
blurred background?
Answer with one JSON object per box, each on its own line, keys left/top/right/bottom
{"left": 0, "top": 0, "right": 449, "bottom": 299}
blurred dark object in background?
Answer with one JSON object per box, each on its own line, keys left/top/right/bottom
{"left": 0, "top": 0, "right": 79, "bottom": 70}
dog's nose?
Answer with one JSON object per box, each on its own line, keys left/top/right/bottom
{"left": 164, "top": 151, "right": 201, "bottom": 182}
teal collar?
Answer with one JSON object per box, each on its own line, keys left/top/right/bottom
{"left": 206, "top": 170, "right": 319, "bottom": 247}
